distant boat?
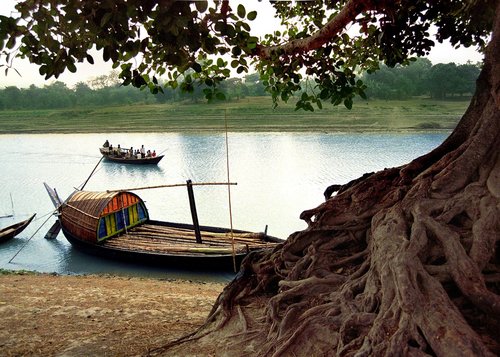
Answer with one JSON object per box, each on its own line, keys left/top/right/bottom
{"left": 44, "top": 185, "right": 282, "bottom": 270}
{"left": 0, "top": 214, "right": 36, "bottom": 243}
{"left": 99, "top": 147, "right": 164, "bottom": 165}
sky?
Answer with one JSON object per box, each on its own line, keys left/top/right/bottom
{"left": 0, "top": 0, "right": 484, "bottom": 89}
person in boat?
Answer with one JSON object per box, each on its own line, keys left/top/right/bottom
{"left": 140, "top": 145, "right": 146, "bottom": 158}
{"left": 152, "top": 150, "right": 156, "bottom": 158}
{"left": 146, "top": 150, "right": 151, "bottom": 157}
{"left": 136, "top": 151, "right": 141, "bottom": 159}
{"left": 103, "top": 140, "right": 109, "bottom": 148}
{"left": 116, "top": 144, "right": 123, "bottom": 157}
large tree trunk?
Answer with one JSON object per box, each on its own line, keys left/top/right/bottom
{"left": 152, "top": 5, "right": 500, "bottom": 357}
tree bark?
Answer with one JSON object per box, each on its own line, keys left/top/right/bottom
{"left": 151, "top": 3, "right": 500, "bottom": 356}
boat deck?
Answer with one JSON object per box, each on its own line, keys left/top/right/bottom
{"left": 101, "top": 222, "right": 280, "bottom": 256}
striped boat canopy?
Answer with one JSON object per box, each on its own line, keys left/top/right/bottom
{"left": 60, "top": 190, "right": 149, "bottom": 243}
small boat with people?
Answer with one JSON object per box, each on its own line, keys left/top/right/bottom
{"left": 100, "top": 140, "right": 164, "bottom": 165}
{"left": 44, "top": 182, "right": 283, "bottom": 270}
{"left": 0, "top": 214, "right": 36, "bottom": 243}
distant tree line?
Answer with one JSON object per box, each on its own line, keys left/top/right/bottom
{"left": 0, "top": 59, "right": 480, "bottom": 110}
{"left": 361, "top": 58, "right": 481, "bottom": 100}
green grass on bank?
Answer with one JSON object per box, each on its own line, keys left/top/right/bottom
{"left": 0, "top": 96, "right": 471, "bottom": 134}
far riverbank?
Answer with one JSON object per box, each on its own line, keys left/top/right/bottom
{"left": 0, "top": 97, "right": 469, "bottom": 134}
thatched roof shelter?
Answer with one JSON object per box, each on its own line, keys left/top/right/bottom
{"left": 60, "top": 191, "right": 148, "bottom": 243}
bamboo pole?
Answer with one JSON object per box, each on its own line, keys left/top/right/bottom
{"left": 106, "top": 181, "right": 237, "bottom": 193}
{"left": 134, "top": 225, "right": 265, "bottom": 240}
{"left": 80, "top": 156, "right": 104, "bottom": 190}
{"left": 103, "top": 239, "right": 249, "bottom": 254}
{"left": 224, "top": 108, "right": 237, "bottom": 272}
{"left": 129, "top": 230, "right": 268, "bottom": 247}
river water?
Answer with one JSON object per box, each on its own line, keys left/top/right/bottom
{"left": 0, "top": 132, "right": 447, "bottom": 281}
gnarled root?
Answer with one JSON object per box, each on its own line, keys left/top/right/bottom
{"left": 153, "top": 26, "right": 500, "bottom": 356}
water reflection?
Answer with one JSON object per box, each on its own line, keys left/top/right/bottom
{"left": 100, "top": 161, "right": 165, "bottom": 187}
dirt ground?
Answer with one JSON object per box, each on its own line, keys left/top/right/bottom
{"left": 0, "top": 272, "right": 225, "bottom": 356}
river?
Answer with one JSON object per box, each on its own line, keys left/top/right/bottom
{"left": 0, "top": 132, "right": 447, "bottom": 281}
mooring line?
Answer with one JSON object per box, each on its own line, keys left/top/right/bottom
{"left": 8, "top": 210, "right": 56, "bottom": 264}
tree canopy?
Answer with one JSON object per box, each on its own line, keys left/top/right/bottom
{"left": 0, "top": 0, "right": 493, "bottom": 109}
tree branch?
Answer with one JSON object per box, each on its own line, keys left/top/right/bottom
{"left": 256, "top": 0, "right": 396, "bottom": 58}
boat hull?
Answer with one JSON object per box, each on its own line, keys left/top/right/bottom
{"left": 60, "top": 220, "right": 282, "bottom": 271}
{"left": 100, "top": 147, "right": 163, "bottom": 165}
{"left": 102, "top": 154, "right": 164, "bottom": 165}
{"left": 0, "top": 214, "right": 36, "bottom": 243}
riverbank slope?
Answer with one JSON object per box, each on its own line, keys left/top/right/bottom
{"left": 0, "top": 271, "right": 224, "bottom": 356}
{"left": 0, "top": 97, "right": 469, "bottom": 133}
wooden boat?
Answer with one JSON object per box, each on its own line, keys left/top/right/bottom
{"left": 0, "top": 214, "right": 36, "bottom": 243}
{"left": 45, "top": 187, "right": 282, "bottom": 270}
{"left": 100, "top": 147, "right": 164, "bottom": 165}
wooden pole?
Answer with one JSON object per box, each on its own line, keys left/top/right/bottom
{"left": 224, "top": 108, "right": 237, "bottom": 273}
{"left": 80, "top": 156, "right": 104, "bottom": 190}
{"left": 106, "top": 181, "right": 237, "bottom": 193}
{"left": 10, "top": 193, "right": 14, "bottom": 216}
{"left": 186, "top": 180, "right": 202, "bottom": 244}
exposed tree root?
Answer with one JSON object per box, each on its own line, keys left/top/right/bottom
{"left": 152, "top": 6, "right": 500, "bottom": 357}
{"left": 154, "top": 99, "right": 499, "bottom": 357}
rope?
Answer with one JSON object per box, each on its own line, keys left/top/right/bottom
{"left": 8, "top": 210, "right": 56, "bottom": 264}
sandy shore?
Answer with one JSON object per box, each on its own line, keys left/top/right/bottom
{"left": 0, "top": 272, "right": 225, "bottom": 356}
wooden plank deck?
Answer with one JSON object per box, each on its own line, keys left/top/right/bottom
{"left": 100, "top": 223, "right": 278, "bottom": 256}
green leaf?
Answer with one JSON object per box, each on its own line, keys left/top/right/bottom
{"left": 237, "top": 5, "right": 246, "bottom": 19}
{"left": 247, "top": 38, "right": 257, "bottom": 49}
{"left": 100, "top": 12, "right": 112, "bottom": 27}
{"left": 217, "top": 58, "right": 225, "bottom": 67}
{"left": 195, "top": 1, "right": 208, "bottom": 13}
{"left": 67, "top": 61, "right": 77, "bottom": 73}
{"left": 6, "top": 36, "right": 16, "bottom": 49}
{"left": 192, "top": 62, "right": 202, "bottom": 72}
{"left": 103, "top": 46, "right": 111, "bottom": 62}
{"left": 232, "top": 47, "right": 242, "bottom": 56}
{"left": 247, "top": 11, "right": 257, "bottom": 21}
{"left": 39, "top": 65, "right": 47, "bottom": 75}
{"left": 344, "top": 97, "right": 353, "bottom": 109}
{"left": 86, "top": 54, "right": 94, "bottom": 64}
